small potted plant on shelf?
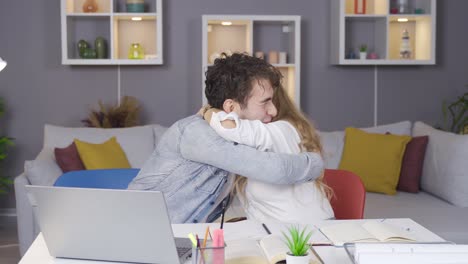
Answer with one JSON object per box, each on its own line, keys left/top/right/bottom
{"left": 283, "top": 226, "right": 312, "bottom": 264}
{"left": 359, "top": 44, "right": 367, "bottom": 60}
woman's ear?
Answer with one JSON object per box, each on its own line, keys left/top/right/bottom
{"left": 222, "top": 99, "right": 236, "bottom": 113}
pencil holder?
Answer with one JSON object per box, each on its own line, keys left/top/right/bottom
{"left": 191, "top": 240, "right": 225, "bottom": 264}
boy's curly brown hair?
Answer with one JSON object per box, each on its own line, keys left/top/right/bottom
{"left": 204, "top": 52, "right": 282, "bottom": 109}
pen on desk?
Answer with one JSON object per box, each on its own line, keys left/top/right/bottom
{"left": 196, "top": 234, "right": 206, "bottom": 264}
{"left": 262, "top": 223, "right": 272, "bottom": 235}
{"left": 203, "top": 227, "right": 209, "bottom": 248}
{"left": 220, "top": 196, "right": 229, "bottom": 229}
{"left": 314, "top": 225, "right": 332, "bottom": 246}
{"left": 310, "top": 243, "right": 333, "bottom": 246}
{"left": 310, "top": 246, "right": 325, "bottom": 264}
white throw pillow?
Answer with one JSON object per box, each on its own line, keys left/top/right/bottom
{"left": 413, "top": 121, "right": 468, "bottom": 207}
{"left": 24, "top": 148, "right": 62, "bottom": 186}
{"left": 319, "top": 121, "right": 412, "bottom": 169}
{"left": 318, "top": 130, "right": 345, "bottom": 169}
{"left": 43, "top": 124, "right": 155, "bottom": 168}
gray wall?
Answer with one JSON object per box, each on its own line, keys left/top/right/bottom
{"left": 0, "top": 0, "right": 467, "bottom": 208}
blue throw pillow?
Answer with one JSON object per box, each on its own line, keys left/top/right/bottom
{"left": 54, "top": 169, "right": 140, "bottom": 189}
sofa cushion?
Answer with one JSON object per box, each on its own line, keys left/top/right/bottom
{"left": 397, "top": 136, "right": 429, "bottom": 193}
{"left": 413, "top": 122, "right": 468, "bottom": 207}
{"left": 74, "top": 137, "right": 131, "bottom": 170}
{"left": 339, "top": 127, "right": 411, "bottom": 195}
{"left": 44, "top": 124, "right": 154, "bottom": 168}
{"left": 319, "top": 121, "right": 412, "bottom": 169}
{"left": 54, "top": 142, "right": 85, "bottom": 173}
{"left": 24, "top": 149, "right": 62, "bottom": 186}
{"left": 54, "top": 169, "right": 139, "bottom": 189}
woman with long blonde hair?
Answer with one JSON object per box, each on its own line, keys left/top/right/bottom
{"left": 204, "top": 84, "right": 334, "bottom": 223}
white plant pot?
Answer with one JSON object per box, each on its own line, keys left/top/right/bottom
{"left": 286, "top": 253, "right": 310, "bottom": 264}
{"left": 359, "top": 52, "right": 367, "bottom": 60}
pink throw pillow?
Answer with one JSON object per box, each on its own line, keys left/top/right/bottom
{"left": 54, "top": 142, "right": 86, "bottom": 173}
{"left": 397, "top": 136, "right": 429, "bottom": 193}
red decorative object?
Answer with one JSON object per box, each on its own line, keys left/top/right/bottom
{"left": 354, "top": 0, "right": 366, "bottom": 14}
{"left": 390, "top": 7, "right": 399, "bottom": 14}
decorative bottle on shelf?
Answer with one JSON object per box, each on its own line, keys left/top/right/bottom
{"left": 95, "top": 37, "right": 107, "bottom": 59}
{"left": 400, "top": 29, "right": 412, "bottom": 59}
{"left": 82, "top": 0, "right": 98, "bottom": 13}
{"left": 128, "top": 43, "right": 145, "bottom": 59}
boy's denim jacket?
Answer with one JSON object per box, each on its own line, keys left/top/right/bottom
{"left": 128, "top": 115, "right": 324, "bottom": 223}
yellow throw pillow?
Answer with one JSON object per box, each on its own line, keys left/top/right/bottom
{"left": 74, "top": 137, "right": 131, "bottom": 170}
{"left": 338, "top": 127, "right": 411, "bottom": 195}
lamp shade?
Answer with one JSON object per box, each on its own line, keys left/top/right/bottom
{"left": 0, "top": 57, "right": 6, "bottom": 72}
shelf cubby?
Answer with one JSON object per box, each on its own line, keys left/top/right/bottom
{"left": 206, "top": 20, "right": 252, "bottom": 63}
{"left": 113, "top": 0, "right": 158, "bottom": 13}
{"left": 345, "top": 0, "right": 388, "bottom": 15}
{"left": 65, "top": 16, "right": 110, "bottom": 60}
{"left": 203, "top": 15, "right": 301, "bottom": 106}
{"left": 66, "top": 0, "right": 112, "bottom": 14}
{"left": 253, "top": 21, "right": 296, "bottom": 64}
{"left": 388, "top": 15, "right": 432, "bottom": 61}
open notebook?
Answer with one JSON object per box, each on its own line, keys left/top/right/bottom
{"left": 225, "top": 235, "right": 322, "bottom": 264}
{"left": 320, "top": 221, "right": 416, "bottom": 246}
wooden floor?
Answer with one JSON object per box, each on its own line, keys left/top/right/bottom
{"left": 0, "top": 216, "right": 20, "bottom": 264}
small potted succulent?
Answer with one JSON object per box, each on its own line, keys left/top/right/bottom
{"left": 283, "top": 226, "right": 312, "bottom": 264}
{"left": 359, "top": 44, "right": 368, "bottom": 60}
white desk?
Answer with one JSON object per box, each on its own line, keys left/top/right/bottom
{"left": 19, "top": 218, "right": 445, "bottom": 264}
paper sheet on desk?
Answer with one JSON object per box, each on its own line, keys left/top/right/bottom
{"left": 223, "top": 220, "right": 270, "bottom": 240}
{"left": 379, "top": 218, "right": 445, "bottom": 243}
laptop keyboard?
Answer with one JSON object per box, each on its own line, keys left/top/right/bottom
{"left": 175, "top": 237, "right": 192, "bottom": 257}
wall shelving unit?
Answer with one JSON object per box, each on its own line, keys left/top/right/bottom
{"left": 330, "top": 0, "right": 436, "bottom": 65}
{"left": 61, "top": 0, "right": 163, "bottom": 65}
{"left": 202, "top": 15, "right": 301, "bottom": 107}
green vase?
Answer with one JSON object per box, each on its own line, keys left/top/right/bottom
{"left": 95, "top": 37, "right": 107, "bottom": 59}
{"left": 77, "top": 40, "right": 89, "bottom": 58}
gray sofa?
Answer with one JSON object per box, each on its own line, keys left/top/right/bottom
{"left": 14, "top": 121, "right": 468, "bottom": 256}
{"left": 15, "top": 124, "right": 168, "bottom": 255}
{"left": 318, "top": 121, "right": 468, "bottom": 244}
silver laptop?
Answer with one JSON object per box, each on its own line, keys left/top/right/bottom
{"left": 26, "top": 185, "right": 192, "bottom": 264}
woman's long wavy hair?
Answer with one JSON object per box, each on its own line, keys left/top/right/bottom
{"left": 232, "top": 85, "right": 333, "bottom": 202}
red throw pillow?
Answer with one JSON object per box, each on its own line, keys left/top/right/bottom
{"left": 397, "top": 136, "right": 429, "bottom": 193}
{"left": 54, "top": 142, "right": 86, "bottom": 173}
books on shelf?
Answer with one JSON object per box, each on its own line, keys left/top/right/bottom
{"left": 225, "top": 235, "right": 322, "bottom": 264}
{"left": 319, "top": 221, "right": 416, "bottom": 246}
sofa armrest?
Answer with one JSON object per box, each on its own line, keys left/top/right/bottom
{"left": 14, "top": 173, "right": 39, "bottom": 256}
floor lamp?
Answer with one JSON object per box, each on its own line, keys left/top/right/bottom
{"left": 0, "top": 57, "right": 6, "bottom": 72}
